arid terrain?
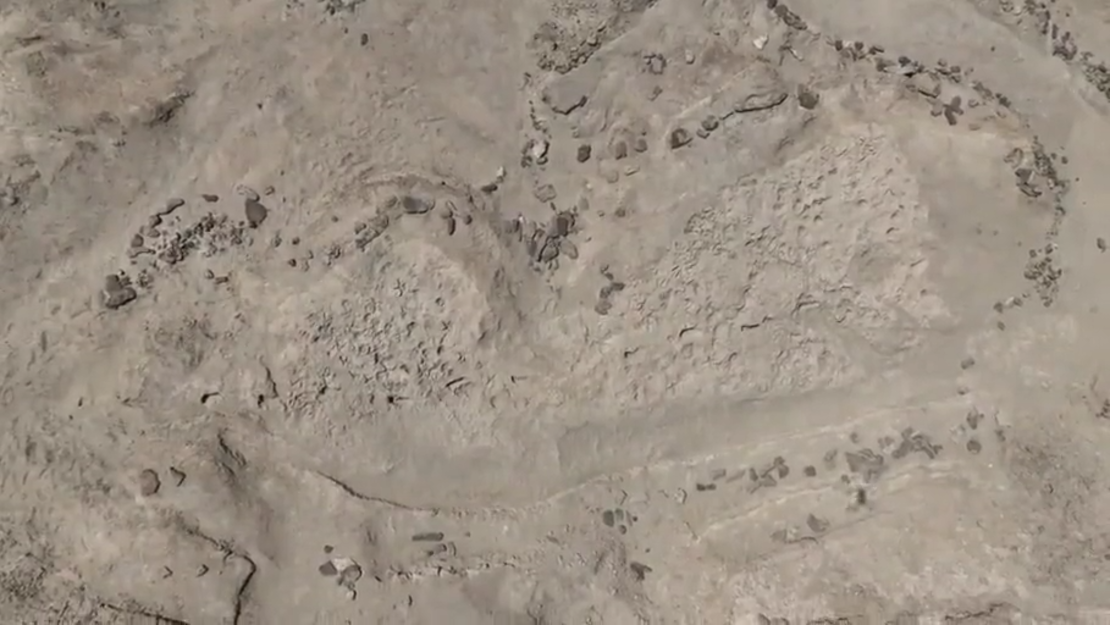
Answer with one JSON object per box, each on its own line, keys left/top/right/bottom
{"left": 3, "top": 0, "right": 1110, "bottom": 622}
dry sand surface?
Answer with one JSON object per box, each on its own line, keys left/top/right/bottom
{"left": 5, "top": 0, "right": 1110, "bottom": 622}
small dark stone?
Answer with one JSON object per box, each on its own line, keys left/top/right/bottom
{"left": 700, "top": 115, "right": 719, "bottom": 132}
{"left": 202, "top": 194, "right": 219, "bottom": 202}
{"left": 1098, "top": 237, "right": 1107, "bottom": 252}
{"left": 163, "top": 197, "right": 185, "bottom": 214}
{"left": 960, "top": 356, "right": 976, "bottom": 370}
{"left": 602, "top": 509, "right": 615, "bottom": 527}
{"left": 966, "top": 439, "right": 982, "bottom": 454}
{"left": 797, "top": 86, "right": 820, "bottom": 109}
{"left": 804, "top": 465, "right": 817, "bottom": 477}
{"left": 550, "top": 211, "right": 575, "bottom": 237}
{"left": 411, "top": 532, "right": 445, "bottom": 542}
{"left": 806, "top": 513, "right": 829, "bottom": 533}
{"left": 669, "top": 127, "right": 692, "bottom": 149}
{"left": 632, "top": 137, "right": 648, "bottom": 153}
{"left": 401, "top": 195, "right": 433, "bottom": 214}
{"left": 612, "top": 140, "right": 629, "bottom": 160}
{"left": 131, "top": 234, "right": 144, "bottom": 248}
{"left": 138, "top": 469, "right": 161, "bottom": 496}
{"left": 966, "top": 409, "right": 983, "bottom": 430}
{"left": 360, "top": 33, "right": 369, "bottom": 46}
{"left": 245, "top": 199, "right": 268, "bottom": 227}
{"left": 576, "top": 144, "right": 592, "bottom": 163}
{"left": 629, "top": 561, "right": 652, "bottom": 581}
{"left": 534, "top": 184, "right": 557, "bottom": 203}
{"left": 318, "top": 561, "right": 338, "bottom": 576}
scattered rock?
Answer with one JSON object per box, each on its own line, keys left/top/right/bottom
{"left": 234, "top": 184, "right": 260, "bottom": 202}
{"left": 644, "top": 53, "right": 666, "bottom": 75}
{"left": 168, "top": 466, "right": 186, "bottom": 486}
{"left": 443, "top": 214, "right": 457, "bottom": 236}
{"left": 138, "top": 469, "right": 161, "bottom": 496}
{"left": 412, "top": 532, "right": 445, "bottom": 542}
{"left": 910, "top": 72, "right": 942, "bottom": 98}
{"left": 549, "top": 211, "right": 575, "bottom": 237}
{"left": 202, "top": 194, "right": 219, "bottom": 203}
{"left": 966, "top": 439, "right": 982, "bottom": 454}
{"left": 318, "top": 561, "right": 338, "bottom": 576}
{"left": 960, "top": 356, "right": 976, "bottom": 370}
{"left": 577, "top": 143, "right": 592, "bottom": 163}
{"left": 796, "top": 85, "right": 820, "bottom": 109}
{"left": 244, "top": 199, "right": 268, "bottom": 228}
{"left": 102, "top": 274, "right": 138, "bottom": 310}
{"left": 542, "top": 63, "right": 599, "bottom": 115}
{"left": 844, "top": 448, "right": 885, "bottom": 482}
{"left": 967, "top": 408, "right": 983, "bottom": 430}
{"left": 669, "top": 128, "right": 692, "bottom": 149}
{"left": 773, "top": 3, "right": 807, "bottom": 30}
{"left": 401, "top": 195, "right": 434, "bottom": 215}
{"left": 338, "top": 562, "right": 362, "bottom": 589}
{"left": 160, "top": 198, "right": 185, "bottom": 215}
{"left": 803, "top": 465, "right": 817, "bottom": 477}
{"left": 130, "top": 234, "right": 144, "bottom": 248}
{"left": 701, "top": 115, "right": 720, "bottom": 132}
{"left": 534, "top": 184, "right": 557, "bottom": 203}
{"left": 612, "top": 140, "right": 629, "bottom": 160}
{"left": 632, "top": 137, "right": 648, "bottom": 153}
{"left": 559, "top": 239, "right": 579, "bottom": 259}
{"left": 805, "top": 513, "right": 830, "bottom": 533}
{"left": 891, "top": 427, "right": 943, "bottom": 460}
{"left": 1098, "top": 237, "right": 1106, "bottom": 252}
{"left": 629, "top": 561, "right": 652, "bottom": 581}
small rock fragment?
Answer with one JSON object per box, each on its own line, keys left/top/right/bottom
{"left": 612, "top": 140, "right": 629, "bottom": 160}
{"left": 139, "top": 469, "right": 161, "bottom": 496}
{"left": 805, "top": 513, "right": 830, "bottom": 533}
{"left": 966, "top": 439, "right": 982, "bottom": 454}
{"left": 102, "top": 274, "right": 137, "bottom": 310}
{"left": 910, "top": 73, "right": 942, "bottom": 98}
{"left": 796, "top": 85, "right": 820, "bottom": 109}
{"left": 161, "top": 198, "right": 185, "bottom": 215}
{"left": 318, "top": 560, "right": 338, "bottom": 576}
{"left": 701, "top": 115, "right": 720, "bottom": 132}
{"left": 130, "top": 234, "right": 144, "bottom": 248}
{"left": 645, "top": 53, "right": 666, "bottom": 75}
{"left": 401, "top": 195, "right": 433, "bottom": 215}
{"left": 169, "top": 466, "right": 186, "bottom": 486}
{"left": 534, "top": 184, "right": 557, "bottom": 203}
{"left": 412, "top": 532, "right": 445, "bottom": 542}
{"left": 1098, "top": 237, "right": 1107, "bottom": 252}
{"left": 960, "top": 356, "right": 976, "bottom": 370}
{"left": 632, "top": 137, "right": 648, "bottom": 153}
{"left": 444, "top": 214, "right": 457, "bottom": 236}
{"left": 244, "top": 199, "right": 268, "bottom": 228}
{"left": 559, "top": 239, "right": 579, "bottom": 259}
{"left": 669, "top": 128, "right": 692, "bottom": 149}
{"left": 629, "top": 561, "right": 652, "bottom": 581}
{"left": 576, "top": 144, "right": 592, "bottom": 163}
{"left": 202, "top": 194, "right": 219, "bottom": 203}
{"left": 235, "top": 184, "right": 260, "bottom": 202}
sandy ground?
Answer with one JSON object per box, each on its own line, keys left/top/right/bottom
{"left": 3, "top": 0, "right": 1110, "bottom": 622}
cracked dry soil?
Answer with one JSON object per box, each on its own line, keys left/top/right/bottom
{"left": 4, "top": 0, "right": 1110, "bottom": 622}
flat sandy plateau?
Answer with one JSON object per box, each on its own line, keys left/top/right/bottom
{"left": 3, "top": 0, "right": 1110, "bottom": 623}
